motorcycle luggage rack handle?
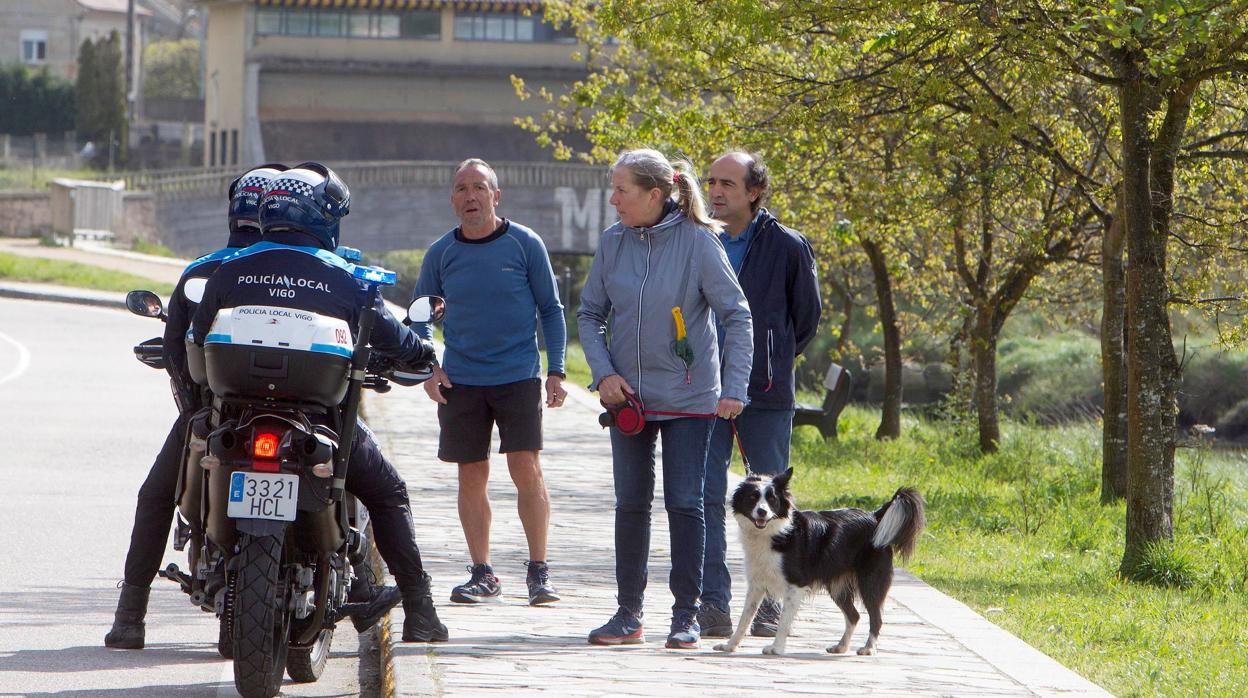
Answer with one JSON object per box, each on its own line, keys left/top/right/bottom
{"left": 248, "top": 352, "right": 288, "bottom": 378}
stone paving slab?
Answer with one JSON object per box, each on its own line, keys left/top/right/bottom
{"left": 366, "top": 382, "right": 1113, "bottom": 698}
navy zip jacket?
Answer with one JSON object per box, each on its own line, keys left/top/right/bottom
{"left": 190, "top": 230, "right": 430, "bottom": 365}
{"left": 162, "top": 230, "right": 257, "bottom": 409}
{"left": 733, "top": 209, "right": 822, "bottom": 409}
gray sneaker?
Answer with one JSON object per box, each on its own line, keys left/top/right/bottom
{"left": 697, "top": 604, "right": 733, "bottom": 637}
{"left": 750, "top": 598, "right": 781, "bottom": 637}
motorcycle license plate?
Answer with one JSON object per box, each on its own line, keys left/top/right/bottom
{"left": 227, "top": 471, "right": 299, "bottom": 521}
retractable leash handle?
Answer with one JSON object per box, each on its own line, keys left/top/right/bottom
{"left": 600, "top": 389, "right": 752, "bottom": 474}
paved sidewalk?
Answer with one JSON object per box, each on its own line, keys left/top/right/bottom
{"left": 365, "top": 385, "right": 1112, "bottom": 697}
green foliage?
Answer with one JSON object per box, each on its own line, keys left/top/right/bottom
{"left": 0, "top": 252, "right": 174, "bottom": 296}
{"left": 142, "top": 39, "right": 200, "bottom": 100}
{"left": 997, "top": 335, "right": 1104, "bottom": 422}
{"left": 372, "top": 248, "right": 426, "bottom": 305}
{"left": 0, "top": 64, "right": 75, "bottom": 136}
{"left": 75, "top": 31, "right": 126, "bottom": 146}
{"left": 790, "top": 407, "right": 1248, "bottom": 696}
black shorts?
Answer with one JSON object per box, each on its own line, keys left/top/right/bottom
{"left": 437, "top": 378, "right": 543, "bottom": 463}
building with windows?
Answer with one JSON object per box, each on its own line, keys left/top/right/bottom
{"left": 201, "top": 0, "right": 586, "bottom": 167}
{"left": 0, "top": 0, "right": 149, "bottom": 81}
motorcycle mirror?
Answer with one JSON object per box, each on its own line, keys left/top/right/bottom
{"left": 406, "top": 296, "right": 445, "bottom": 325}
{"left": 126, "top": 290, "right": 164, "bottom": 318}
{"left": 183, "top": 277, "right": 208, "bottom": 304}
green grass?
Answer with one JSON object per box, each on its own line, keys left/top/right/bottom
{"left": 0, "top": 252, "right": 174, "bottom": 296}
{"left": 0, "top": 166, "right": 105, "bottom": 190}
{"left": 131, "top": 237, "right": 178, "bottom": 258}
{"left": 784, "top": 407, "right": 1248, "bottom": 697}
{"left": 564, "top": 341, "right": 593, "bottom": 391}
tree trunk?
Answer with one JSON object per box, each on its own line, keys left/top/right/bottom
{"left": 827, "top": 274, "right": 855, "bottom": 359}
{"left": 1118, "top": 68, "right": 1183, "bottom": 573}
{"left": 971, "top": 305, "right": 1001, "bottom": 452}
{"left": 861, "top": 237, "right": 901, "bottom": 439}
{"left": 1100, "top": 190, "right": 1129, "bottom": 503}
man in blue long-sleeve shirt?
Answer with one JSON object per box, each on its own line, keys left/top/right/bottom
{"left": 412, "top": 158, "right": 567, "bottom": 606}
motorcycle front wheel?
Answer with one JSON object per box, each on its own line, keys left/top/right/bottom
{"left": 231, "top": 534, "right": 291, "bottom": 698}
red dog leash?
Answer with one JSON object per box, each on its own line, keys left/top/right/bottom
{"left": 601, "top": 390, "right": 752, "bottom": 473}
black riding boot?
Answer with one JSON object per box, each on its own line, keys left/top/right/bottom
{"left": 104, "top": 583, "right": 150, "bottom": 649}
{"left": 343, "top": 584, "right": 402, "bottom": 633}
{"left": 401, "top": 573, "right": 448, "bottom": 643}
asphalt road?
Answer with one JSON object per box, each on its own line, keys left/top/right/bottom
{"left": 0, "top": 298, "right": 365, "bottom": 697}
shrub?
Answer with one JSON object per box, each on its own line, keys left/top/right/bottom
{"left": 1179, "top": 351, "right": 1248, "bottom": 428}
{"left": 372, "top": 249, "right": 425, "bottom": 305}
{"left": 1127, "top": 542, "right": 1198, "bottom": 589}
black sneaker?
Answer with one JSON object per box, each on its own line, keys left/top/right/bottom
{"left": 524, "top": 560, "right": 560, "bottom": 606}
{"left": 697, "top": 604, "right": 733, "bottom": 638}
{"left": 450, "top": 563, "right": 502, "bottom": 604}
{"left": 750, "top": 597, "right": 781, "bottom": 637}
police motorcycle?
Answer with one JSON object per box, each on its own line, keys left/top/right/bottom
{"left": 127, "top": 256, "right": 441, "bottom": 698}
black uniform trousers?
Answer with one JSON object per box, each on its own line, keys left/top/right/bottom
{"left": 122, "top": 417, "right": 426, "bottom": 589}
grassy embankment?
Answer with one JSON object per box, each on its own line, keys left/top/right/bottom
{"left": 0, "top": 251, "right": 175, "bottom": 296}
{"left": 786, "top": 407, "right": 1247, "bottom": 698}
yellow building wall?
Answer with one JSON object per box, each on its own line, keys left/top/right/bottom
{"left": 202, "top": 2, "right": 247, "bottom": 166}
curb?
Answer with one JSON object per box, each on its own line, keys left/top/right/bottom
{"left": 0, "top": 282, "right": 127, "bottom": 309}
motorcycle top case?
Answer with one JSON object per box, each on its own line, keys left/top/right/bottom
{"left": 202, "top": 305, "right": 352, "bottom": 406}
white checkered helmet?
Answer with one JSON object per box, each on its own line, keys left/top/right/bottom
{"left": 259, "top": 162, "right": 351, "bottom": 250}
{"left": 227, "top": 163, "right": 288, "bottom": 236}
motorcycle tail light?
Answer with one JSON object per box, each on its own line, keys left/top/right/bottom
{"left": 253, "top": 431, "right": 280, "bottom": 459}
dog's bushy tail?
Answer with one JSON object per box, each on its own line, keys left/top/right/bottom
{"left": 871, "top": 487, "right": 926, "bottom": 562}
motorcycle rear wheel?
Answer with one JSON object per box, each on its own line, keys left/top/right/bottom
{"left": 231, "top": 534, "right": 291, "bottom": 698}
{"left": 287, "top": 627, "right": 334, "bottom": 682}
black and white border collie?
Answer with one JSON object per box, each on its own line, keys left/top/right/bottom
{"left": 713, "top": 468, "right": 926, "bottom": 656}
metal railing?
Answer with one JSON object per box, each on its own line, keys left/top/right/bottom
{"left": 113, "top": 160, "right": 607, "bottom": 198}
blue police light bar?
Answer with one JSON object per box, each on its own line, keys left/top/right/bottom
{"left": 335, "top": 246, "right": 363, "bottom": 262}
{"left": 352, "top": 264, "right": 396, "bottom": 286}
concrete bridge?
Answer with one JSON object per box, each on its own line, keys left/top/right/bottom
{"left": 132, "top": 161, "right": 615, "bottom": 257}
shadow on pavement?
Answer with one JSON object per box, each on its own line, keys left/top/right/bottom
{"left": 0, "top": 642, "right": 223, "bottom": 674}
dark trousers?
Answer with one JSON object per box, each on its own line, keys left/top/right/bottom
{"left": 122, "top": 415, "right": 187, "bottom": 587}
{"left": 121, "top": 417, "right": 425, "bottom": 589}
{"left": 610, "top": 416, "right": 713, "bottom": 619}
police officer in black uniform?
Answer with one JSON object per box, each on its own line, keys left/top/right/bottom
{"left": 106, "top": 164, "right": 290, "bottom": 649}
{"left": 190, "top": 162, "right": 448, "bottom": 643}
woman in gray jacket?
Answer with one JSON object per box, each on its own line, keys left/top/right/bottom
{"left": 578, "top": 148, "right": 753, "bottom": 649}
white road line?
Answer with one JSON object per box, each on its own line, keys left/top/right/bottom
{"left": 0, "top": 330, "right": 31, "bottom": 387}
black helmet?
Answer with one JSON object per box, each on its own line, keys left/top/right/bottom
{"left": 259, "top": 162, "right": 350, "bottom": 250}
{"left": 227, "top": 163, "right": 288, "bottom": 234}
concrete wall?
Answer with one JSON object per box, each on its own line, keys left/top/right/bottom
{"left": 152, "top": 181, "right": 615, "bottom": 258}
{"left": 0, "top": 191, "right": 53, "bottom": 237}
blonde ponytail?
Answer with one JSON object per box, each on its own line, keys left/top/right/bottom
{"left": 613, "top": 149, "right": 723, "bottom": 233}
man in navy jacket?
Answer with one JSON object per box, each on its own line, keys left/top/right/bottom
{"left": 700, "top": 151, "right": 822, "bottom": 638}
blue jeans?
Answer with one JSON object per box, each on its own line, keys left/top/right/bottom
{"left": 702, "top": 406, "right": 795, "bottom": 611}
{"left": 610, "top": 416, "right": 714, "bottom": 619}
